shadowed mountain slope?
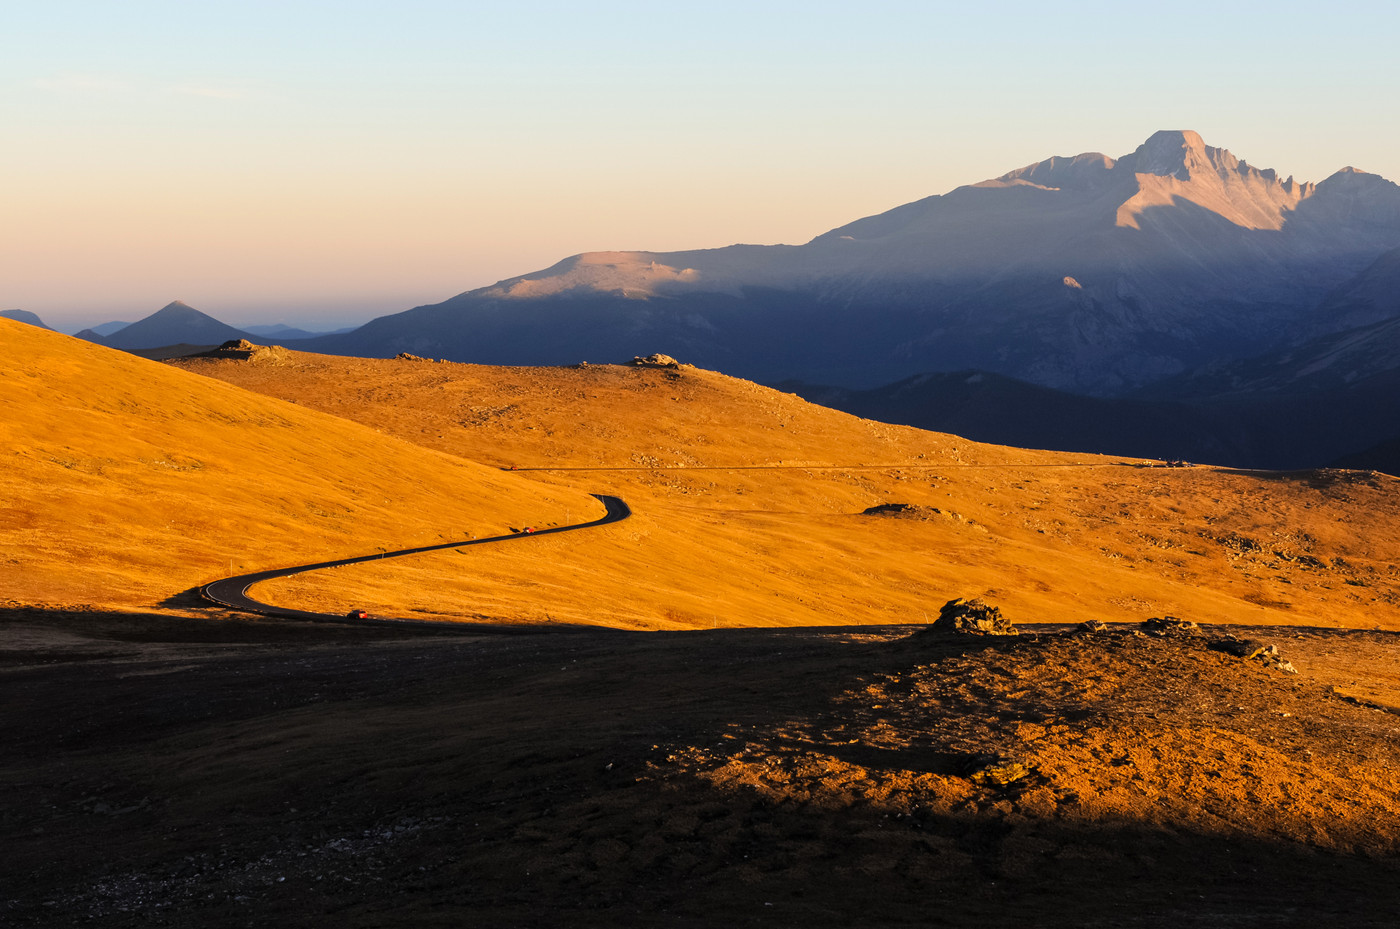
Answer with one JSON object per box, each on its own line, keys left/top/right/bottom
{"left": 1311, "top": 244, "right": 1400, "bottom": 335}
{"left": 1333, "top": 434, "right": 1400, "bottom": 475}
{"left": 1129, "top": 313, "right": 1400, "bottom": 469}
{"left": 783, "top": 371, "right": 1249, "bottom": 465}
{"left": 786, "top": 332, "right": 1400, "bottom": 471}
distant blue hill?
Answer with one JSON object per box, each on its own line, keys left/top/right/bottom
{"left": 88, "top": 320, "right": 133, "bottom": 337}
{"left": 83, "top": 301, "right": 258, "bottom": 351}
{"left": 242, "top": 323, "right": 344, "bottom": 340}
{"left": 1, "top": 309, "right": 53, "bottom": 330}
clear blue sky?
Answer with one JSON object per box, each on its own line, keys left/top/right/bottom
{"left": 5, "top": 0, "right": 1398, "bottom": 330}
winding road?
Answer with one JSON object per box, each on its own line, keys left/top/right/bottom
{"left": 201, "top": 493, "right": 630, "bottom": 624}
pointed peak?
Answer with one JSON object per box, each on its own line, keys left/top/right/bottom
{"left": 1143, "top": 129, "right": 1207, "bottom": 152}
{"left": 1316, "top": 167, "right": 1400, "bottom": 193}
{"left": 1128, "top": 129, "right": 1225, "bottom": 179}
{"left": 1322, "top": 166, "right": 1376, "bottom": 180}
{"left": 158, "top": 300, "right": 196, "bottom": 313}
{"left": 1314, "top": 166, "right": 1400, "bottom": 205}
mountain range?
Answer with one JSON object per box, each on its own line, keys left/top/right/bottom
{"left": 300, "top": 130, "right": 1400, "bottom": 397}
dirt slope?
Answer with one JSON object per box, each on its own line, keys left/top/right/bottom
{"left": 170, "top": 350, "right": 1400, "bottom": 631}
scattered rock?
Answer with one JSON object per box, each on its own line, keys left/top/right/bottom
{"left": 1211, "top": 636, "right": 1297, "bottom": 673}
{"left": 395, "top": 352, "right": 428, "bottom": 361}
{"left": 631, "top": 353, "right": 680, "bottom": 368}
{"left": 862, "top": 503, "right": 940, "bottom": 518}
{"left": 919, "top": 598, "right": 1018, "bottom": 637}
{"left": 860, "top": 503, "right": 982, "bottom": 531}
{"left": 196, "top": 340, "right": 290, "bottom": 364}
{"left": 1213, "top": 637, "right": 1275, "bottom": 660}
{"left": 1142, "top": 616, "right": 1200, "bottom": 637}
{"left": 1076, "top": 619, "right": 1108, "bottom": 634}
{"left": 963, "top": 754, "right": 1033, "bottom": 787}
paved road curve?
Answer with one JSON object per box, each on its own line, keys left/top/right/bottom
{"left": 201, "top": 494, "right": 631, "bottom": 624}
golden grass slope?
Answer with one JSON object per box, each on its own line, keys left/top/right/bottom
{"left": 170, "top": 350, "right": 1400, "bottom": 631}
{"left": 0, "top": 320, "right": 599, "bottom": 611}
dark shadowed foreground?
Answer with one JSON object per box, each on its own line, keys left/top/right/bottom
{"left": 5, "top": 606, "right": 1400, "bottom": 927}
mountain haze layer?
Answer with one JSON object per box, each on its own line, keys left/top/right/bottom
{"left": 303, "top": 131, "right": 1400, "bottom": 393}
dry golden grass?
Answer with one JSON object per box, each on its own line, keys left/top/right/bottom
{"left": 166, "top": 350, "right": 1400, "bottom": 631}
{"left": 0, "top": 320, "right": 598, "bottom": 611}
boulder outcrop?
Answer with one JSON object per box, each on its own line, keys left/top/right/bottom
{"left": 919, "top": 598, "right": 1018, "bottom": 637}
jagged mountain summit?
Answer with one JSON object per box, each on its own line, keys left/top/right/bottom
{"left": 303, "top": 131, "right": 1400, "bottom": 393}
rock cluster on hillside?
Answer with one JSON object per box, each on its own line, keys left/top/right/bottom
{"left": 632, "top": 353, "right": 681, "bottom": 368}
{"left": 1212, "top": 635, "right": 1298, "bottom": 673}
{"left": 200, "top": 339, "right": 290, "bottom": 364}
{"left": 1142, "top": 616, "right": 1201, "bottom": 637}
{"left": 918, "top": 598, "right": 1019, "bottom": 637}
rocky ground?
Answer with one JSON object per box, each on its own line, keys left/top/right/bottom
{"left": 5, "top": 604, "right": 1400, "bottom": 927}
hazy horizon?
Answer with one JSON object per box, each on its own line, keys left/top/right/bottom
{"left": 7, "top": 1, "right": 1399, "bottom": 332}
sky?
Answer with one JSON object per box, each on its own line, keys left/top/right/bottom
{"left": 5, "top": 1, "right": 1399, "bottom": 332}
